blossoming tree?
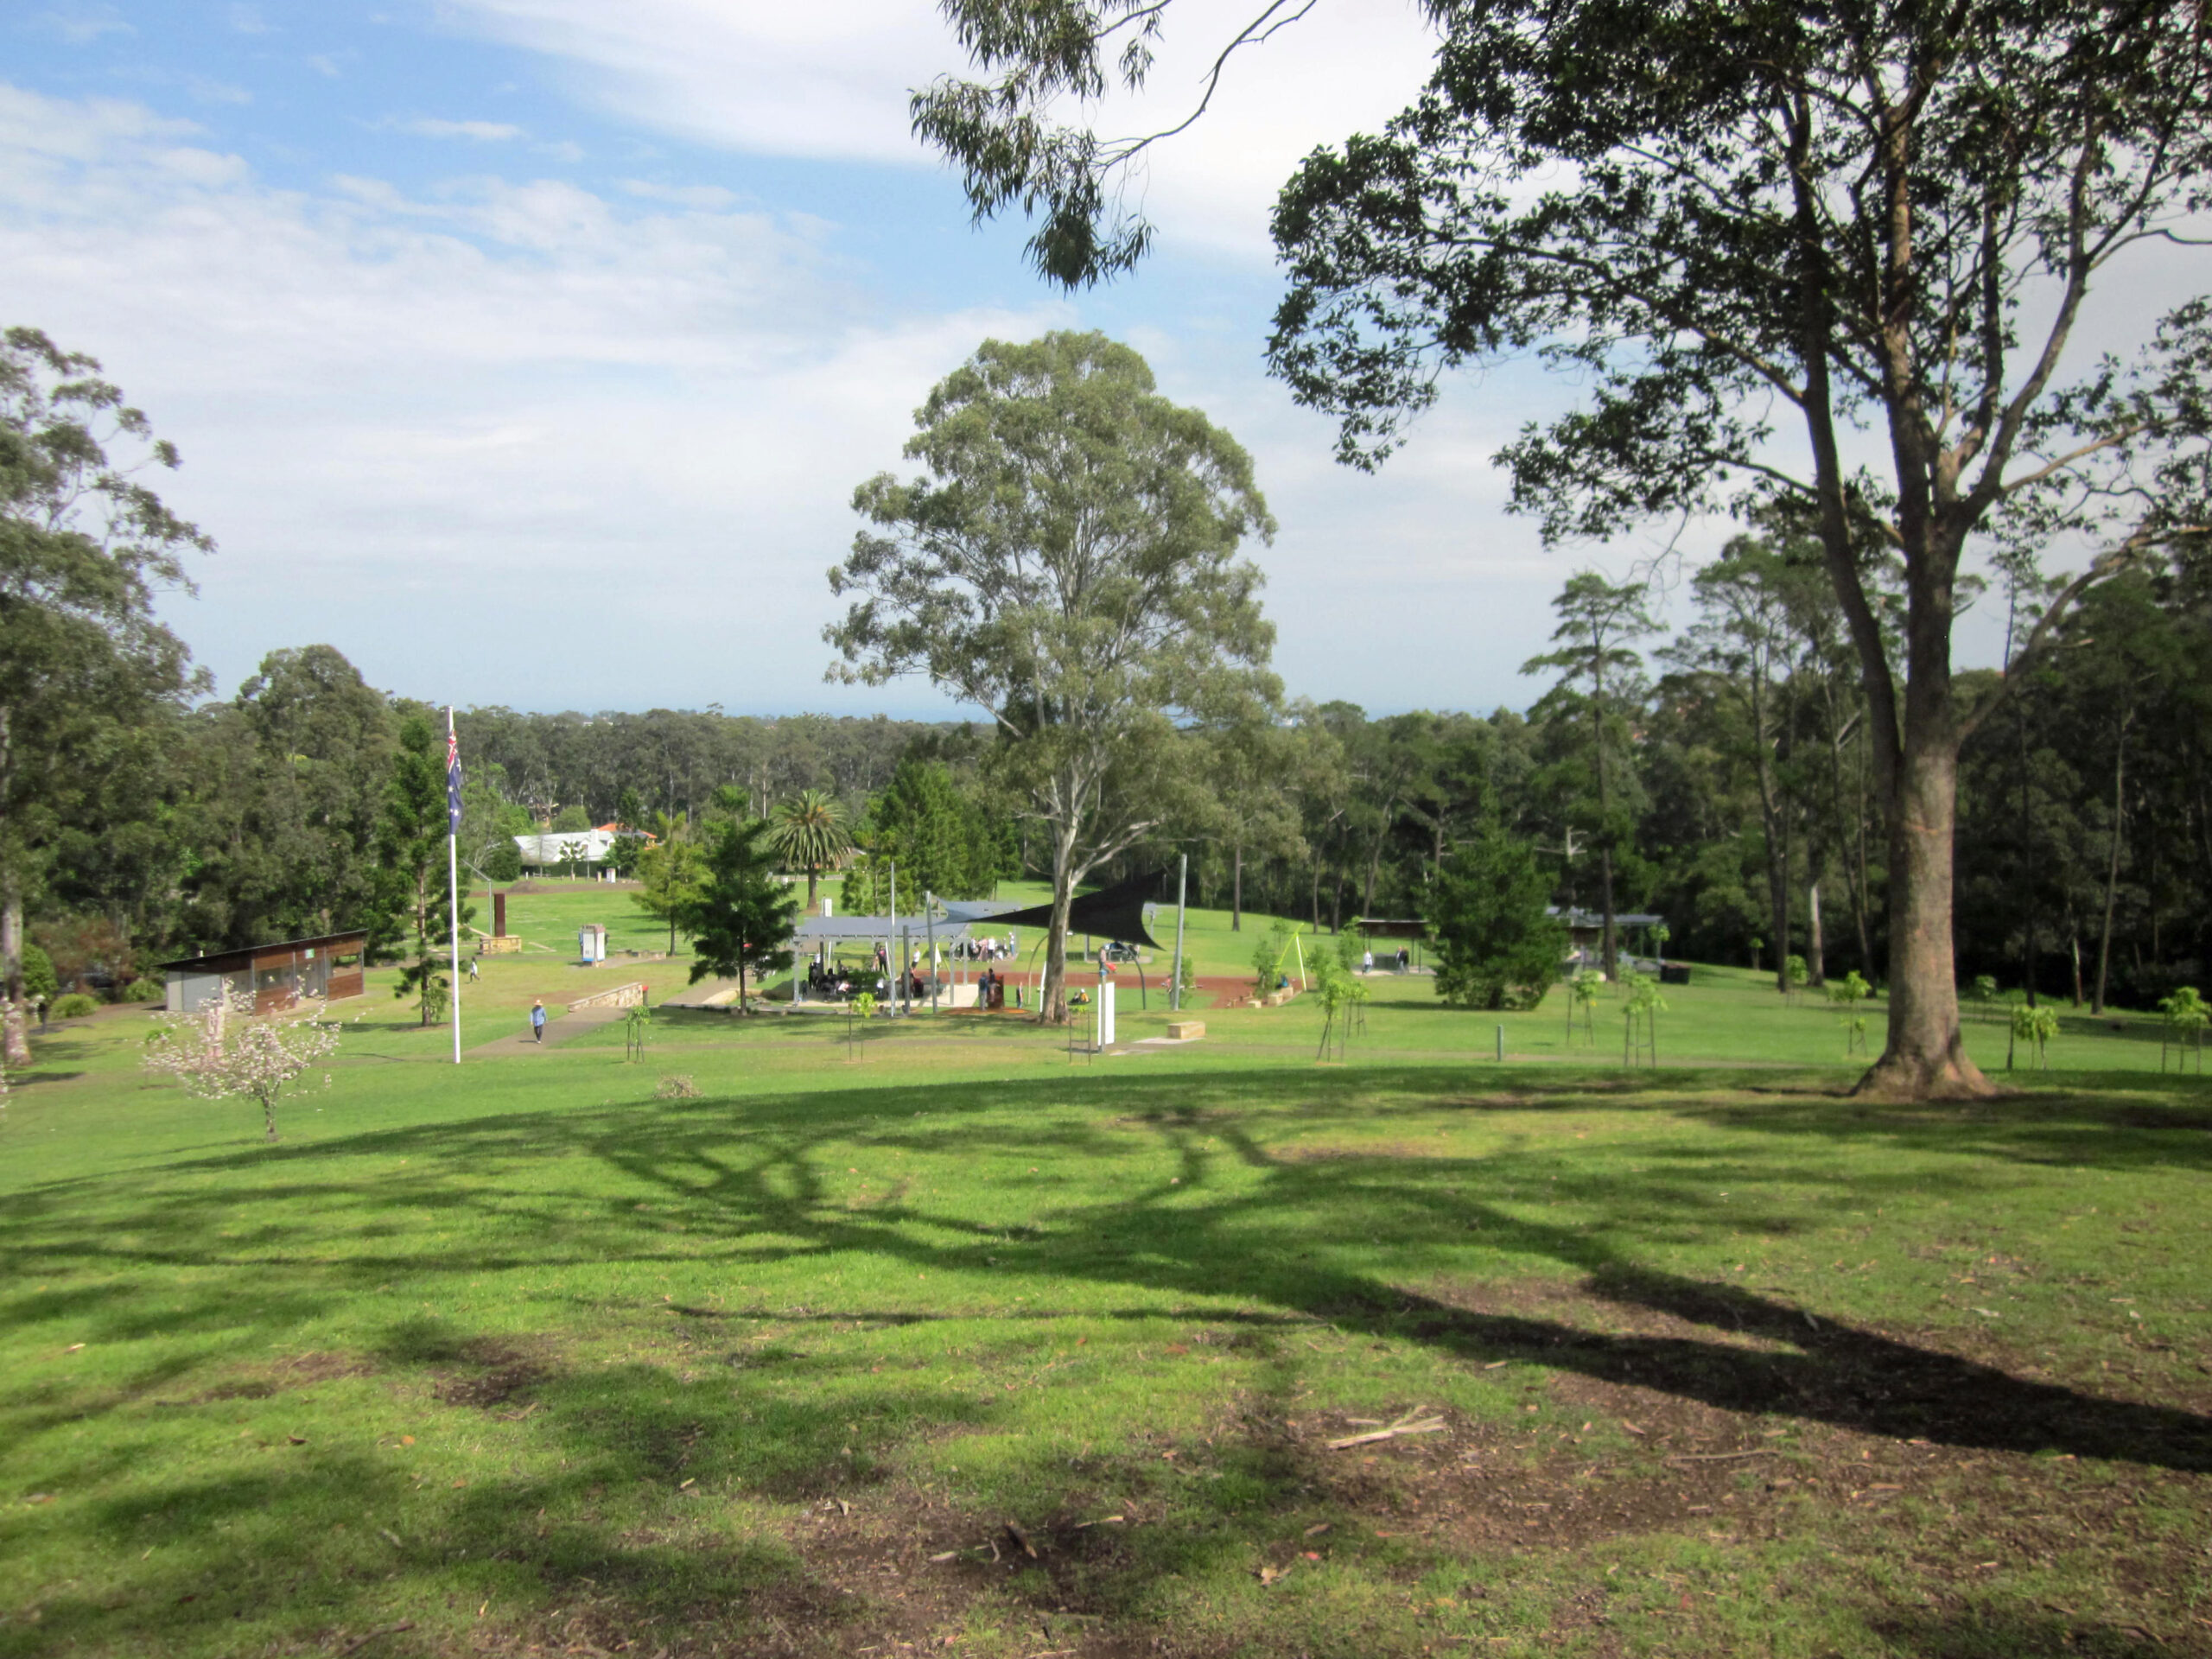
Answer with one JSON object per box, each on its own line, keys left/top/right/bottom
{"left": 143, "top": 989, "right": 340, "bottom": 1142}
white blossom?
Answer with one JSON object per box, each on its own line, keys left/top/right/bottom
{"left": 143, "top": 989, "right": 341, "bottom": 1142}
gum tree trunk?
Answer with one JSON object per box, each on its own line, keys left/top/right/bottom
{"left": 2, "top": 873, "right": 29, "bottom": 1069}
{"left": 1853, "top": 652, "right": 1991, "bottom": 1099}
{"left": 1040, "top": 819, "right": 1077, "bottom": 1025}
{"left": 2092, "top": 719, "right": 2128, "bottom": 1015}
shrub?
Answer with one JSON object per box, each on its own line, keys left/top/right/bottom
{"left": 20, "top": 944, "right": 57, "bottom": 1005}
{"left": 1251, "top": 921, "right": 1295, "bottom": 997}
{"left": 118, "top": 975, "right": 164, "bottom": 1003}
{"left": 2009, "top": 1002, "right": 2060, "bottom": 1071}
{"left": 51, "top": 993, "right": 99, "bottom": 1020}
{"left": 655, "top": 1074, "right": 700, "bottom": 1100}
{"left": 1427, "top": 824, "right": 1567, "bottom": 1011}
{"left": 482, "top": 842, "right": 523, "bottom": 884}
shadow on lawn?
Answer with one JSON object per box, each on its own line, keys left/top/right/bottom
{"left": 10, "top": 1065, "right": 2209, "bottom": 1471}
{"left": 4, "top": 1063, "right": 2209, "bottom": 1654}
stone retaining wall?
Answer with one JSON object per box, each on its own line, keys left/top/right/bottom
{"left": 567, "top": 981, "right": 647, "bottom": 1012}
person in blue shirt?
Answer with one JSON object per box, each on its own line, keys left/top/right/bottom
{"left": 530, "top": 999, "right": 547, "bottom": 1043}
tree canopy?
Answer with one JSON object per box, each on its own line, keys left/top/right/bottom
{"left": 918, "top": 0, "right": 2212, "bottom": 1097}
{"left": 1427, "top": 823, "right": 1567, "bottom": 1013}
{"left": 828, "top": 330, "right": 1277, "bottom": 1021}
{"left": 678, "top": 817, "right": 800, "bottom": 1012}
{"left": 0, "top": 327, "right": 207, "bottom": 1061}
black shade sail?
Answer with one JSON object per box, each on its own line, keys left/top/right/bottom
{"left": 957, "top": 870, "right": 1168, "bottom": 950}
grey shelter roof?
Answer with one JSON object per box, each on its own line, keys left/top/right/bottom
{"left": 1550, "top": 908, "right": 1665, "bottom": 930}
{"left": 791, "top": 913, "right": 975, "bottom": 944}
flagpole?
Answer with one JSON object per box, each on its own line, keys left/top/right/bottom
{"left": 448, "top": 706, "right": 462, "bottom": 1066}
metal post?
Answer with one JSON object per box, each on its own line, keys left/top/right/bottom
{"left": 446, "top": 707, "right": 462, "bottom": 1066}
{"left": 925, "top": 892, "right": 938, "bottom": 1014}
{"left": 887, "top": 861, "right": 899, "bottom": 1014}
{"left": 1171, "top": 853, "right": 1188, "bottom": 1012}
{"left": 1496, "top": 1025, "right": 1504, "bottom": 1062}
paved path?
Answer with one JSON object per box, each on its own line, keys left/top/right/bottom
{"left": 657, "top": 977, "right": 743, "bottom": 1010}
{"left": 465, "top": 1003, "right": 630, "bottom": 1057}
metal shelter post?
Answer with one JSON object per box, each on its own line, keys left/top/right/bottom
{"left": 446, "top": 707, "right": 461, "bottom": 1066}
{"left": 1170, "top": 854, "right": 1188, "bottom": 1012}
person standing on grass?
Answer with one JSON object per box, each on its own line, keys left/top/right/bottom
{"left": 530, "top": 999, "right": 546, "bottom": 1043}
{"left": 1363, "top": 948, "right": 1375, "bottom": 975}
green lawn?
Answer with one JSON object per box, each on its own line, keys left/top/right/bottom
{"left": 3, "top": 894, "right": 2207, "bottom": 1657}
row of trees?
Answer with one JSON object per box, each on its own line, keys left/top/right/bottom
{"left": 912, "top": 0, "right": 2212, "bottom": 1097}
{"left": 1116, "top": 534, "right": 2212, "bottom": 1027}
{"left": 9, "top": 312, "right": 2208, "bottom": 1096}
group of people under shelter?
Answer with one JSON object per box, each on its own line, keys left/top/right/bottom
{"left": 798, "top": 928, "right": 1021, "bottom": 1009}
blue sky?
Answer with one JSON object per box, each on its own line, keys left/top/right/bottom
{"left": 4, "top": 0, "right": 2066, "bottom": 719}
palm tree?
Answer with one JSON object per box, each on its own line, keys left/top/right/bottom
{"left": 766, "top": 789, "right": 853, "bottom": 909}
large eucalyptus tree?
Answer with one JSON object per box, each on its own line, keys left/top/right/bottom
{"left": 827, "top": 332, "right": 1277, "bottom": 1023}
{"left": 0, "top": 328, "right": 207, "bottom": 1065}
{"left": 915, "top": 0, "right": 2212, "bottom": 1096}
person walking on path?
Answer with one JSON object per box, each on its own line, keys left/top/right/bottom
{"left": 467, "top": 956, "right": 480, "bottom": 982}
{"left": 530, "top": 999, "right": 547, "bottom": 1043}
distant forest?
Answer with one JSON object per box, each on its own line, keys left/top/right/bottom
{"left": 59, "top": 518, "right": 2204, "bottom": 1020}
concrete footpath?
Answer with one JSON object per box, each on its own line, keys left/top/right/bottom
{"left": 466, "top": 1003, "right": 630, "bottom": 1057}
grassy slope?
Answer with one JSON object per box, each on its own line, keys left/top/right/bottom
{"left": 1, "top": 891, "right": 2207, "bottom": 1657}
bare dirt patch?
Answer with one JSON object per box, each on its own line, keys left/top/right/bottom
{"left": 186, "top": 1350, "right": 375, "bottom": 1403}
{"left": 429, "top": 1337, "right": 553, "bottom": 1410}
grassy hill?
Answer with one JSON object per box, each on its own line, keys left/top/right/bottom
{"left": 2, "top": 890, "right": 2206, "bottom": 1657}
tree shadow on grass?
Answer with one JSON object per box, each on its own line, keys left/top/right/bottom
{"left": 1669, "top": 1073, "right": 2212, "bottom": 1173}
{"left": 10, "top": 1066, "right": 2208, "bottom": 1468}
{"left": 1869, "top": 1606, "right": 2171, "bottom": 1658}
{"left": 5, "top": 1063, "right": 2210, "bottom": 1653}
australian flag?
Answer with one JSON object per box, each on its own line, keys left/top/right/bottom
{"left": 446, "top": 722, "right": 463, "bottom": 837}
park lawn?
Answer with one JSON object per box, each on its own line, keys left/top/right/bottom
{"left": 3, "top": 912, "right": 2208, "bottom": 1658}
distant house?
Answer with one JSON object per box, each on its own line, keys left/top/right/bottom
{"left": 1550, "top": 908, "right": 1668, "bottom": 968}
{"left": 161, "top": 932, "right": 368, "bottom": 1015}
{"left": 514, "top": 830, "right": 617, "bottom": 870}
{"left": 1355, "top": 910, "right": 1669, "bottom": 976}
{"left": 512, "top": 823, "right": 655, "bottom": 874}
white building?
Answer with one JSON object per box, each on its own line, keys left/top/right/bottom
{"left": 514, "top": 829, "right": 619, "bottom": 869}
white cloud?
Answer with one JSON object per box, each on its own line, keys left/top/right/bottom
{"left": 439, "top": 0, "right": 1440, "bottom": 264}
{"left": 227, "top": 4, "right": 271, "bottom": 35}
{"left": 396, "top": 117, "right": 527, "bottom": 142}
{"left": 28, "top": 4, "right": 132, "bottom": 45}
{"left": 621, "top": 179, "right": 737, "bottom": 211}
{"left": 187, "top": 76, "right": 253, "bottom": 107}
{"left": 0, "top": 81, "right": 1070, "bottom": 711}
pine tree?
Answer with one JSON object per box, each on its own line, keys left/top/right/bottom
{"left": 370, "top": 715, "right": 471, "bottom": 1025}
{"left": 677, "top": 818, "right": 800, "bottom": 1013}
{"left": 1427, "top": 824, "right": 1568, "bottom": 1012}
